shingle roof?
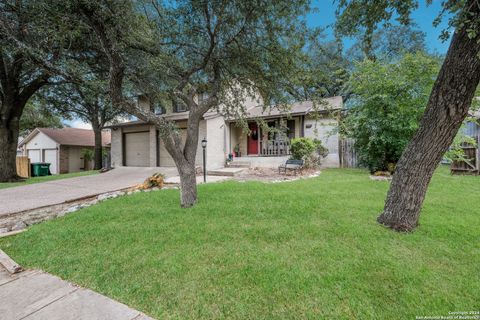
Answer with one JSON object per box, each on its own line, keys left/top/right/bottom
{"left": 20, "top": 128, "right": 111, "bottom": 147}
{"left": 240, "top": 97, "right": 343, "bottom": 120}
{"left": 106, "top": 96, "right": 343, "bottom": 128}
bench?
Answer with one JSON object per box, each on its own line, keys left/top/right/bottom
{"left": 278, "top": 159, "right": 304, "bottom": 175}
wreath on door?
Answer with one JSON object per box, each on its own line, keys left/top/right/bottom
{"left": 250, "top": 129, "right": 258, "bottom": 140}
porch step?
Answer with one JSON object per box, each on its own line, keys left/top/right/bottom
{"left": 207, "top": 167, "right": 246, "bottom": 176}
{"left": 228, "top": 160, "right": 251, "bottom": 168}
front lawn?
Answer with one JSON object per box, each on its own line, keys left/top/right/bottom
{"left": 0, "top": 170, "right": 98, "bottom": 189}
{"left": 0, "top": 167, "right": 478, "bottom": 319}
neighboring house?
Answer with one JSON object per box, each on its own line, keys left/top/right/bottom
{"left": 464, "top": 110, "right": 480, "bottom": 139}
{"left": 108, "top": 95, "right": 342, "bottom": 170}
{"left": 16, "top": 136, "right": 24, "bottom": 156}
{"left": 18, "top": 128, "right": 111, "bottom": 174}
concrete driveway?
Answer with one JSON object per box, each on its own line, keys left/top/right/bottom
{"left": 0, "top": 167, "right": 178, "bottom": 217}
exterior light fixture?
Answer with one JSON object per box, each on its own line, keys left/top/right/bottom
{"left": 201, "top": 138, "right": 207, "bottom": 182}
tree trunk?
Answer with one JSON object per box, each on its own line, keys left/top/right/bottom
{"left": 377, "top": 16, "right": 480, "bottom": 232}
{"left": 0, "top": 117, "right": 21, "bottom": 182}
{"left": 92, "top": 125, "right": 103, "bottom": 170}
{"left": 178, "top": 161, "right": 198, "bottom": 208}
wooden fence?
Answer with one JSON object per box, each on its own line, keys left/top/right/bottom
{"left": 451, "top": 137, "right": 479, "bottom": 175}
{"left": 16, "top": 156, "right": 31, "bottom": 178}
{"left": 339, "top": 138, "right": 360, "bottom": 168}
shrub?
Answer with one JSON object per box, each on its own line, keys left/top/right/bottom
{"left": 290, "top": 137, "right": 315, "bottom": 160}
{"left": 344, "top": 52, "right": 440, "bottom": 173}
{"left": 290, "top": 137, "right": 329, "bottom": 168}
{"left": 81, "top": 148, "right": 94, "bottom": 162}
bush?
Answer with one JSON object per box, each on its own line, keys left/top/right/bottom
{"left": 290, "top": 137, "right": 315, "bottom": 160}
{"left": 290, "top": 137, "right": 329, "bottom": 168}
{"left": 344, "top": 53, "right": 440, "bottom": 173}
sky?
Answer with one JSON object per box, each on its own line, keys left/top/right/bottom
{"left": 307, "top": 0, "right": 451, "bottom": 54}
{"left": 69, "top": 0, "right": 452, "bottom": 129}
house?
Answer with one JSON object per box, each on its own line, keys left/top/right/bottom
{"left": 108, "top": 95, "right": 342, "bottom": 170}
{"left": 18, "top": 128, "right": 111, "bottom": 174}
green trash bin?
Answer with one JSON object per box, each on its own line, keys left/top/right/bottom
{"left": 31, "top": 162, "right": 51, "bottom": 177}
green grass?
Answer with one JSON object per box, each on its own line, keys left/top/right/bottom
{"left": 1, "top": 166, "right": 478, "bottom": 319}
{"left": 0, "top": 170, "right": 98, "bottom": 189}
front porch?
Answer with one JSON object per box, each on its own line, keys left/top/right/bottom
{"left": 228, "top": 116, "right": 302, "bottom": 158}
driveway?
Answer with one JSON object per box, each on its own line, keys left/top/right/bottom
{"left": 0, "top": 167, "right": 178, "bottom": 217}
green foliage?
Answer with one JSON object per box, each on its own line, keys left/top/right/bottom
{"left": 302, "top": 40, "right": 351, "bottom": 100}
{"left": 335, "top": 0, "right": 480, "bottom": 51}
{"left": 444, "top": 128, "right": 478, "bottom": 165}
{"left": 1, "top": 167, "right": 479, "bottom": 319}
{"left": 81, "top": 149, "right": 94, "bottom": 162}
{"left": 347, "top": 24, "right": 428, "bottom": 61}
{"left": 314, "top": 138, "right": 329, "bottom": 158}
{"left": 290, "top": 137, "right": 316, "bottom": 160}
{"left": 344, "top": 52, "right": 440, "bottom": 173}
{"left": 20, "top": 98, "right": 64, "bottom": 136}
{"left": 290, "top": 137, "right": 328, "bottom": 168}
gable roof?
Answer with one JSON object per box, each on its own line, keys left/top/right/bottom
{"left": 19, "top": 128, "right": 111, "bottom": 147}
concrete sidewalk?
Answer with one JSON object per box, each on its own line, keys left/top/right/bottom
{"left": 0, "top": 167, "right": 178, "bottom": 217}
{"left": 0, "top": 267, "right": 153, "bottom": 320}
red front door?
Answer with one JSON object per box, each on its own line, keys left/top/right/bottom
{"left": 247, "top": 122, "right": 259, "bottom": 155}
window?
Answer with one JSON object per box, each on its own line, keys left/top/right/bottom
{"left": 287, "top": 120, "right": 295, "bottom": 139}
{"left": 173, "top": 99, "right": 188, "bottom": 113}
{"left": 267, "top": 121, "right": 277, "bottom": 140}
{"left": 198, "top": 92, "right": 209, "bottom": 104}
{"left": 154, "top": 104, "right": 165, "bottom": 115}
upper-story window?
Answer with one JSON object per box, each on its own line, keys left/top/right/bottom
{"left": 173, "top": 99, "right": 188, "bottom": 113}
{"left": 154, "top": 103, "right": 165, "bottom": 115}
{"left": 198, "top": 92, "right": 209, "bottom": 104}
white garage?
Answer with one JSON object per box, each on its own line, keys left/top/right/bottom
{"left": 124, "top": 132, "right": 150, "bottom": 167}
{"left": 18, "top": 127, "right": 111, "bottom": 174}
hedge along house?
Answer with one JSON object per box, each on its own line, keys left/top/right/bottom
{"left": 18, "top": 128, "right": 111, "bottom": 174}
{"left": 109, "top": 95, "right": 342, "bottom": 171}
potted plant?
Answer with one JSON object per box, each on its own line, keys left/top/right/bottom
{"left": 81, "top": 148, "right": 94, "bottom": 171}
{"left": 234, "top": 143, "right": 241, "bottom": 157}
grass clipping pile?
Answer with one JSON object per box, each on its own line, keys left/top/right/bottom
{"left": 134, "top": 173, "right": 165, "bottom": 190}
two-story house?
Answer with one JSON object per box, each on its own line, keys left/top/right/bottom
{"left": 108, "top": 95, "right": 343, "bottom": 171}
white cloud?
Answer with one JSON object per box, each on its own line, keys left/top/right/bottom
{"left": 69, "top": 119, "right": 92, "bottom": 130}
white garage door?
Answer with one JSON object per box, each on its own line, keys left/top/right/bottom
{"left": 125, "top": 132, "right": 150, "bottom": 167}
{"left": 43, "top": 149, "right": 57, "bottom": 174}
{"left": 27, "top": 149, "right": 41, "bottom": 163}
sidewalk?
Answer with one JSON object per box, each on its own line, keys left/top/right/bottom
{"left": 0, "top": 267, "right": 153, "bottom": 320}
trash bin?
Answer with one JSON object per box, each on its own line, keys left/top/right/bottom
{"left": 31, "top": 162, "right": 51, "bottom": 177}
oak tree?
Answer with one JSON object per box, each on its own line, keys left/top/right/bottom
{"left": 336, "top": 0, "right": 480, "bottom": 231}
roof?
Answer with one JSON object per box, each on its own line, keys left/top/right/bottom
{"left": 19, "top": 128, "right": 111, "bottom": 147}
{"left": 239, "top": 96, "right": 343, "bottom": 120}
{"left": 109, "top": 96, "right": 343, "bottom": 128}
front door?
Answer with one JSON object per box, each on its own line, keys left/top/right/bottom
{"left": 247, "top": 122, "right": 259, "bottom": 155}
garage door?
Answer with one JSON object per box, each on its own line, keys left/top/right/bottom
{"left": 43, "top": 149, "right": 57, "bottom": 174}
{"left": 124, "top": 132, "right": 150, "bottom": 167}
{"left": 27, "top": 149, "right": 41, "bottom": 163}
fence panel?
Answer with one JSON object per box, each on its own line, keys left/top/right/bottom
{"left": 339, "top": 138, "right": 359, "bottom": 168}
{"left": 16, "top": 156, "right": 31, "bottom": 178}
